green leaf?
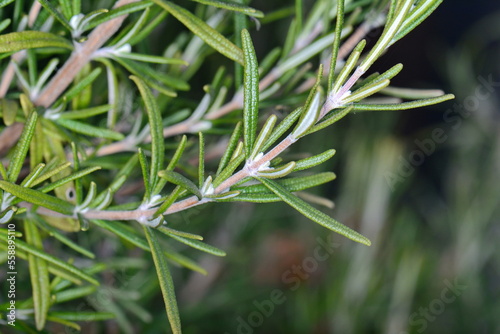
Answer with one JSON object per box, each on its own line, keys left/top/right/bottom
{"left": 277, "top": 32, "right": 336, "bottom": 74}
{"left": 79, "top": 182, "right": 97, "bottom": 210}
{"left": 111, "top": 57, "right": 182, "bottom": 96}
{"left": 241, "top": 29, "right": 259, "bottom": 159}
{"left": 91, "top": 220, "right": 150, "bottom": 251}
{"left": 163, "top": 251, "right": 207, "bottom": 275}
{"left": 58, "top": 0, "right": 72, "bottom": 19}
{"left": 331, "top": 40, "right": 365, "bottom": 94}
{"left": 143, "top": 226, "right": 182, "bottom": 334}
{"left": 31, "top": 161, "right": 72, "bottom": 187}
{"left": 46, "top": 316, "right": 80, "bottom": 331}
{"left": 116, "top": 52, "right": 187, "bottom": 65}
{"left": 250, "top": 115, "right": 277, "bottom": 160}
{"left": 257, "top": 177, "right": 371, "bottom": 246}
{"left": 131, "top": 76, "right": 164, "bottom": 190}
{"left": 393, "top": 0, "right": 443, "bottom": 44}
{"left": 34, "top": 217, "right": 95, "bottom": 258}
{"left": 153, "top": 135, "right": 188, "bottom": 195}
{"left": 255, "top": 175, "right": 340, "bottom": 202}
{"left": 47, "top": 312, "right": 115, "bottom": 321}
{"left": 352, "top": 94, "right": 455, "bottom": 111}
{"left": 38, "top": 166, "right": 101, "bottom": 194}
{"left": 213, "top": 154, "right": 245, "bottom": 188}
{"left": 0, "top": 162, "right": 7, "bottom": 181}
{"left": 216, "top": 122, "right": 243, "bottom": 175}
{"left": 53, "top": 286, "right": 97, "bottom": 304}
{"left": 355, "top": 63, "right": 403, "bottom": 91}
{"left": 292, "top": 68, "right": 323, "bottom": 139}
{"left": 167, "top": 233, "right": 226, "bottom": 257}
{"left": 262, "top": 107, "right": 303, "bottom": 152}
{"left": 189, "top": 0, "right": 264, "bottom": 18}
{"left": 124, "top": 10, "right": 168, "bottom": 47}
{"left": 0, "top": 180, "right": 75, "bottom": 215}
{"left": 7, "top": 111, "right": 38, "bottom": 182}
{"left": 111, "top": 6, "right": 152, "bottom": 47}
{"left": 25, "top": 220, "right": 50, "bottom": 330}
{"left": 4, "top": 236, "right": 99, "bottom": 285}
{"left": 293, "top": 149, "right": 336, "bottom": 172}
{"left": 153, "top": 185, "right": 183, "bottom": 218}
{"left": 0, "top": 0, "right": 15, "bottom": 9}
{"left": 238, "top": 172, "right": 336, "bottom": 195}
{"left": 60, "top": 68, "right": 102, "bottom": 103}
{"left": 0, "top": 206, "right": 17, "bottom": 223}
{"left": 198, "top": 132, "right": 205, "bottom": 188}
{"left": 158, "top": 170, "right": 201, "bottom": 199}
{"left": 359, "top": 1, "right": 413, "bottom": 72}
{"left": 0, "top": 31, "right": 72, "bottom": 53}
{"left": 306, "top": 105, "right": 354, "bottom": 135}
{"left": 224, "top": 192, "right": 281, "bottom": 203}
{"left": 1, "top": 98, "right": 18, "bottom": 126}
{"left": 71, "top": 0, "right": 81, "bottom": 17}
{"left": 256, "top": 161, "right": 296, "bottom": 179}
{"left": 380, "top": 86, "right": 446, "bottom": 100}
{"left": 33, "top": 59, "right": 60, "bottom": 96}
{"left": 138, "top": 148, "right": 151, "bottom": 199}
{"left": 328, "top": 0, "right": 345, "bottom": 92}
{"left": 151, "top": 0, "right": 244, "bottom": 64}
{"left": 58, "top": 105, "right": 112, "bottom": 119}
{"left": 84, "top": 1, "right": 154, "bottom": 30}
{"left": 341, "top": 79, "right": 390, "bottom": 104}
{"left": 55, "top": 118, "right": 125, "bottom": 140}
{"left": 92, "top": 154, "right": 138, "bottom": 206}
{"left": 158, "top": 226, "right": 203, "bottom": 240}
{"left": 21, "top": 164, "right": 46, "bottom": 188}
{"left": 36, "top": 0, "right": 72, "bottom": 30}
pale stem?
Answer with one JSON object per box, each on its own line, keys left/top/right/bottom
{"left": 26, "top": 135, "right": 298, "bottom": 221}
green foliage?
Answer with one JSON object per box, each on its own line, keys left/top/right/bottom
{"left": 0, "top": 0, "right": 454, "bottom": 332}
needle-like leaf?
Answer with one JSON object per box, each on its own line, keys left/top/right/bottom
{"left": 3, "top": 236, "right": 99, "bottom": 285}
{"left": 216, "top": 122, "right": 243, "bottom": 175}
{"left": 151, "top": 0, "right": 244, "bottom": 64}
{"left": 34, "top": 0, "right": 72, "bottom": 30}
{"left": 189, "top": 0, "right": 264, "bottom": 18}
{"left": 25, "top": 220, "right": 50, "bottom": 330}
{"left": 158, "top": 170, "right": 201, "bottom": 199}
{"left": 0, "top": 31, "right": 72, "bottom": 52}
{"left": 257, "top": 177, "right": 371, "bottom": 246}
{"left": 37, "top": 166, "right": 101, "bottom": 194}
{"left": 144, "top": 226, "right": 182, "bottom": 334}
{"left": 198, "top": 132, "right": 205, "bottom": 188}
{"left": 131, "top": 76, "right": 164, "bottom": 191}
{"left": 166, "top": 233, "right": 226, "bottom": 257}
{"left": 0, "top": 181, "right": 75, "bottom": 215}
{"left": 353, "top": 94, "right": 455, "bottom": 111}
{"left": 241, "top": 29, "right": 259, "bottom": 159}
{"left": 0, "top": 0, "right": 15, "bottom": 9}
{"left": 84, "top": 1, "right": 154, "bottom": 30}
{"left": 91, "top": 219, "right": 149, "bottom": 251}
{"left": 55, "top": 118, "right": 125, "bottom": 140}
{"left": 7, "top": 111, "right": 37, "bottom": 182}
{"left": 328, "top": 0, "right": 345, "bottom": 92}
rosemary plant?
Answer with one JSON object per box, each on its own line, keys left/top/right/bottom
{"left": 0, "top": 0, "right": 453, "bottom": 332}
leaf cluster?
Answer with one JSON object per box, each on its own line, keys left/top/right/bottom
{"left": 0, "top": 0, "right": 452, "bottom": 332}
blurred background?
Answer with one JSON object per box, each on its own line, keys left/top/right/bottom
{"left": 168, "top": 1, "right": 500, "bottom": 333}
